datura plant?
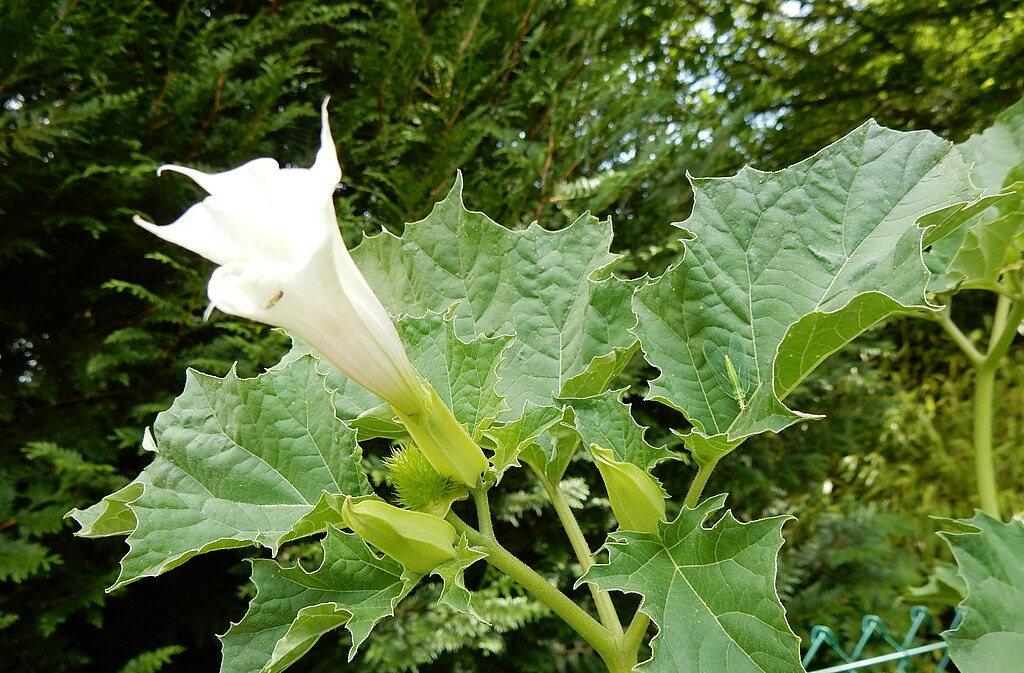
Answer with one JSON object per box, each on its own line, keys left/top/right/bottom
{"left": 72, "top": 96, "right": 1024, "bottom": 673}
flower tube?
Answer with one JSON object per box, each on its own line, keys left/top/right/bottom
{"left": 137, "top": 100, "right": 487, "bottom": 486}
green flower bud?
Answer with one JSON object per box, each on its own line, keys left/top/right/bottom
{"left": 590, "top": 444, "right": 666, "bottom": 533}
{"left": 342, "top": 497, "right": 458, "bottom": 574}
{"left": 392, "top": 381, "right": 488, "bottom": 488}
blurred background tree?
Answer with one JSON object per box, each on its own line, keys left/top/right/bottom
{"left": 1, "top": 0, "right": 1022, "bottom": 670}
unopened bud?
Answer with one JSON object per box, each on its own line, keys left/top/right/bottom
{"left": 342, "top": 498, "right": 458, "bottom": 574}
{"left": 591, "top": 444, "right": 666, "bottom": 533}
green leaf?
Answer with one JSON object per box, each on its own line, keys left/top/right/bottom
{"left": 907, "top": 561, "right": 966, "bottom": 606}
{"left": 585, "top": 495, "right": 801, "bottom": 673}
{"left": 958, "top": 95, "right": 1024, "bottom": 192}
{"left": 70, "top": 355, "right": 372, "bottom": 589}
{"left": 69, "top": 482, "right": 143, "bottom": 538}
{"left": 518, "top": 407, "right": 582, "bottom": 484}
{"left": 927, "top": 210, "right": 1023, "bottom": 293}
{"left": 485, "top": 403, "right": 563, "bottom": 480}
{"left": 919, "top": 193, "right": 1014, "bottom": 247}
{"left": 398, "top": 308, "right": 512, "bottom": 440}
{"left": 940, "top": 513, "right": 1024, "bottom": 673}
{"left": 433, "top": 535, "right": 488, "bottom": 615}
{"left": 927, "top": 96, "right": 1024, "bottom": 293}
{"left": 559, "top": 341, "right": 640, "bottom": 399}
{"left": 352, "top": 174, "right": 637, "bottom": 418}
{"left": 561, "top": 389, "right": 672, "bottom": 469}
{"left": 633, "top": 121, "right": 980, "bottom": 454}
{"left": 284, "top": 337, "right": 382, "bottom": 423}
{"left": 219, "top": 528, "right": 417, "bottom": 673}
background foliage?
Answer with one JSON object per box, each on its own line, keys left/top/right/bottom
{"left": 1, "top": 0, "right": 1022, "bottom": 671}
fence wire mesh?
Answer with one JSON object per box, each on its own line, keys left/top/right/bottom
{"left": 802, "top": 606, "right": 960, "bottom": 672}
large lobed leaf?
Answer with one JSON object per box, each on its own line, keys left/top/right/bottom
{"left": 928, "top": 94, "right": 1024, "bottom": 293}
{"left": 585, "top": 495, "right": 801, "bottom": 673}
{"left": 940, "top": 513, "right": 1024, "bottom": 673}
{"left": 633, "top": 121, "right": 981, "bottom": 457}
{"left": 219, "top": 528, "right": 417, "bottom": 673}
{"left": 351, "top": 173, "right": 638, "bottom": 419}
{"left": 70, "top": 354, "right": 371, "bottom": 589}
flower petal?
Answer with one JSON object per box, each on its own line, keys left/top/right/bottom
{"left": 137, "top": 98, "right": 425, "bottom": 416}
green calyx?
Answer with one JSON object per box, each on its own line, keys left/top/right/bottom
{"left": 590, "top": 444, "right": 667, "bottom": 533}
{"left": 341, "top": 497, "right": 458, "bottom": 575}
{"left": 392, "top": 380, "right": 489, "bottom": 488}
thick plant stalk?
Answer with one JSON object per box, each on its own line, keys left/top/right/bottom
{"left": 684, "top": 456, "right": 722, "bottom": 509}
{"left": 972, "top": 363, "right": 1000, "bottom": 518}
{"left": 974, "top": 295, "right": 1024, "bottom": 519}
{"left": 938, "top": 294, "right": 1024, "bottom": 519}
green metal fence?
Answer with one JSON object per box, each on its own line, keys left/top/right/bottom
{"left": 802, "top": 606, "right": 959, "bottom": 673}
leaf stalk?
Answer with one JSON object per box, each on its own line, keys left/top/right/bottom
{"left": 684, "top": 455, "right": 722, "bottom": 509}
{"left": 539, "top": 473, "right": 624, "bottom": 636}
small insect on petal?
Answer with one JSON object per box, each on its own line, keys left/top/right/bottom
{"left": 264, "top": 290, "right": 284, "bottom": 310}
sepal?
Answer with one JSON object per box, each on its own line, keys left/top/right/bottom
{"left": 393, "top": 381, "right": 488, "bottom": 488}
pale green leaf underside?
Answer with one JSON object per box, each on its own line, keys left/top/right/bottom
{"left": 940, "top": 514, "right": 1024, "bottom": 673}
{"left": 585, "top": 495, "right": 801, "bottom": 673}
{"left": 927, "top": 95, "right": 1024, "bottom": 293}
{"left": 71, "top": 355, "right": 371, "bottom": 589}
{"left": 958, "top": 95, "right": 1024, "bottom": 193}
{"left": 634, "top": 121, "right": 980, "bottom": 443}
{"left": 219, "top": 528, "right": 416, "bottom": 673}
{"left": 352, "top": 174, "right": 637, "bottom": 419}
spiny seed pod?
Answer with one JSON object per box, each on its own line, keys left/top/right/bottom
{"left": 383, "top": 442, "right": 467, "bottom": 516}
{"left": 590, "top": 444, "right": 666, "bottom": 533}
{"left": 341, "top": 497, "right": 458, "bottom": 574}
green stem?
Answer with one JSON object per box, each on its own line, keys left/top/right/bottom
{"left": 472, "top": 488, "right": 494, "bottom": 539}
{"left": 541, "top": 476, "right": 624, "bottom": 636}
{"left": 936, "top": 302, "right": 984, "bottom": 365}
{"left": 972, "top": 362, "right": 1000, "bottom": 518}
{"left": 447, "top": 513, "right": 630, "bottom": 670}
{"left": 622, "top": 610, "right": 651, "bottom": 664}
{"left": 971, "top": 295, "right": 1024, "bottom": 519}
{"left": 987, "top": 295, "right": 1023, "bottom": 362}
{"left": 684, "top": 456, "right": 721, "bottom": 509}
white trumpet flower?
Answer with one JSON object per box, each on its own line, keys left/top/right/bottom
{"left": 134, "top": 100, "right": 424, "bottom": 416}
